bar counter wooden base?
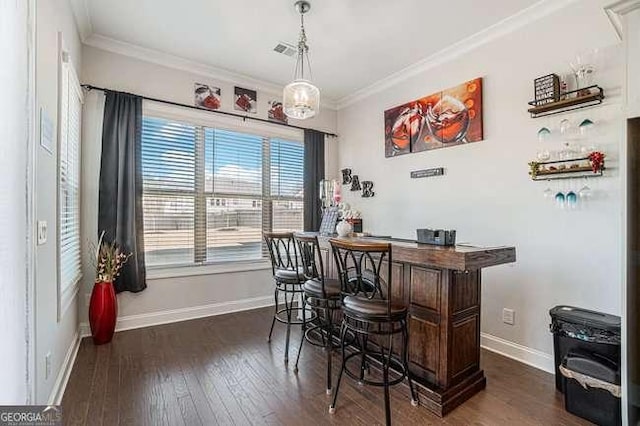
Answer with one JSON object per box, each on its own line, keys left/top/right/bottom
{"left": 318, "top": 236, "right": 516, "bottom": 417}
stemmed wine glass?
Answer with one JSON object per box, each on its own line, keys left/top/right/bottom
{"left": 579, "top": 177, "right": 592, "bottom": 200}
{"left": 555, "top": 179, "right": 566, "bottom": 210}
{"left": 425, "top": 95, "right": 470, "bottom": 144}
{"left": 570, "top": 49, "right": 598, "bottom": 96}
{"left": 566, "top": 180, "right": 578, "bottom": 210}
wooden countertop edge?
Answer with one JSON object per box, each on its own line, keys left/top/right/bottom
{"left": 317, "top": 235, "right": 516, "bottom": 271}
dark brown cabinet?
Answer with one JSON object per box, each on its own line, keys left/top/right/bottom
{"left": 319, "top": 237, "right": 515, "bottom": 416}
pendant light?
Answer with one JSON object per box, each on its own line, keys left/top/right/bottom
{"left": 283, "top": 0, "right": 320, "bottom": 120}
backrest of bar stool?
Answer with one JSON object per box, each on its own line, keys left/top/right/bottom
{"left": 329, "top": 239, "right": 393, "bottom": 316}
{"left": 294, "top": 233, "right": 328, "bottom": 298}
{"left": 263, "top": 232, "right": 301, "bottom": 279}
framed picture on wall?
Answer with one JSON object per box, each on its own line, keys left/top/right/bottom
{"left": 234, "top": 86, "right": 257, "bottom": 113}
{"left": 384, "top": 77, "right": 484, "bottom": 157}
{"left": 194, "top": 83, "right": 221, "bottom": 110}
{"left": 268, "top": 100, "right": 287, "bottom": 123}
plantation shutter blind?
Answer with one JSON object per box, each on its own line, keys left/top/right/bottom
{"left": 205, "top": 129, "right": 264, "bottom": 262}
{"left": 270, "top": 138, "right": 304, "bottom": 233}
{"left": 58, "top": 59, "right": 82, "bottom": 296}
{"left": 141, "top": 117, "right": 197, "bottom": 267}
{"left": 140, "top": 114, "right": 305, "bottom": 268}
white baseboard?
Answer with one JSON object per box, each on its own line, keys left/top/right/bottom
{"left": 79, "top": 294, "right": 275, "bottom": 338}
{"left": 47, "top": 331, "right": 81, "bottom": 405}
{"left": 481, "top": 332, "right": 555, "bottom": 374}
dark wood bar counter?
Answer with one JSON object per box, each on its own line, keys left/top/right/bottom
{"left": 318, "top": 236, "right": 516, "bottom": 416}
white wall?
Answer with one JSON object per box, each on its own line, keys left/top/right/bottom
{"left": 0, "top": 0, "right": 32, "bottom": 404}
{"left": 336, "top": 0, "right": 623, "bottom": 360}
{"left": 35, "top": 0, "right": 82, "bottom": 404}
{"left": 628, "top": 9, "right": 640, "bottom": 118}
{"left": 624, "top": 7, "right": 640, "bottom": 420}
{"left": 79, "top": 46, "right": 339, "bottom": 325}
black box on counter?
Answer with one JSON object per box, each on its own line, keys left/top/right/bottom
{"left": 416, "top": 229, "right": 456, "bottom": 246}
{"left": 347, "top": 218, "right": 362, "bottom": 233}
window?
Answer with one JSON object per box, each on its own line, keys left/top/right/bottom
{"left": 141, "top": 116, "right": 304, "bottom": 268}
{"left": 58, "top": 49, "right": 82, "bottom": 306}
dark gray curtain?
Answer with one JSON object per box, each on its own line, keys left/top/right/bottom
{"left": 303, "top": 129, "right": 325, "bottom": 232}
{"left": 98, "top": 91, "right": 146, "bottom": 293}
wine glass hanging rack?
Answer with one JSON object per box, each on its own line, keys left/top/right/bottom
{"left": 528, "top": 156, "right": 605, "bottom": 181}
{"left": 527, "top": 85, "right": 604, "bottom": 118}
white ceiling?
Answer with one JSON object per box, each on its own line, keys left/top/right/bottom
{"left": 75, "top": 0, "right": 541, "bottom": 104}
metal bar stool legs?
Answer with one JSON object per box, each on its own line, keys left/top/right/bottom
{"left": 328, "top": 321, "right": 348, "bottom": 414}
{"left": 325, "top": 307, "right": 334, "bottom": 394}
{"left": 293, "top": 300, "right": 339, "bottom": 393}
{"left": 403, "top": 319, "right": 419, "bottom": 407}
{"left": 292, "top": 233, "right": 343, "bottom": 393}
{"left": 264, "top": 232, "right": 310, "bottom": 366}
{"left": 271, "top": 283, "right": 307, "bottom": 365}
{"left": 267, "top": 286, "right": 279, "bottom": 343}
{"left": 329, "top": 319, "right": 418, "bottom": 425}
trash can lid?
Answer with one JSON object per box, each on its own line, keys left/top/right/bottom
{"left": 562, "top": 350, "right": 620, "bottom": 385}
{"left": 549, "top": 305, "right": 620, "bottom": 332}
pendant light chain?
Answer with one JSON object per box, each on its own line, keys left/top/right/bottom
{"left": 283, "top": 0, "right": 320, "bottom": 120}
{"left": 299, "top": 13, "right": 305, "bottom": 80}
{"left": 293, "top": 12, "right": 311, "bottom": 81}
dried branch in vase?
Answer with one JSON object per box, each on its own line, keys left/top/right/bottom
{"left": 91, "top": 231, "right": 132, "bottom": 283}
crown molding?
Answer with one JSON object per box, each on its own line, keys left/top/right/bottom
{"left": 69, "top": 0, "right": 579, "bottom": 111}
{"left": 83, "top": 33, "right": 338, "bottom": 110}
{"left": 604, "top": 0, "right": 640, "bottom": 40}
{"left": 83, "top": 34, "right": 281, "bottom": 94}
{"left": 68, "top": 0, "right": 92, "bottom": 43}
{"left": 335, "top": 0, "right": 578, "bottom": 109}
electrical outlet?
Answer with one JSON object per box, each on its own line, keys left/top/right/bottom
{"left": 37, "top": 220, "right": 47, "bottom": 245}
{"left": 45, "top": 352, "right": 52, "bottom": 380}
{"left": 502, "top": 308, "right": 515, "bottom": 325}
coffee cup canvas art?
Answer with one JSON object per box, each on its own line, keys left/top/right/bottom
{"left": 384, "top": 78, "right": 483, "bottom": 157}
{"left": 194, "top": 83, "right": 221, "bottom": 110}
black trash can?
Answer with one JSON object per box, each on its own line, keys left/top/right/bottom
{"left": 561, "top": 350, "right": 621, "bottom": 426}
{"left": 549, "top": 305, "right": 620, "bottom": 392}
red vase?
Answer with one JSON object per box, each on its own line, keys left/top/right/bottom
{"left": 89, "top": 281, "right": 117, "bottom": 345}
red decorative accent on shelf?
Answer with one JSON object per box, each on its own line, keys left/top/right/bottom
{"left": 89, "top": 281, "right": 117, "bottom": 345}
{"left": 588, "top": 151, "right": 605, "bottom": 173}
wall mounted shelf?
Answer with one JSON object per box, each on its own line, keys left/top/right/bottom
{"left": 528, "top": 156, "right": 605, "bottom": 181}
{"left": 527, "top": 85, "right": 604, "bottom": 118}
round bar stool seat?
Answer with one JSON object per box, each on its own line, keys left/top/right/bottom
{"left": 274, "top": 267, "right": 305, "bottom": 283}
{"left": 303, "top": 277, "right": 342, "bottom": 298}
{"left": 342, "top": 296, "right": 407, "bottom": 321}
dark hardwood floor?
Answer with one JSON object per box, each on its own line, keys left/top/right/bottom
{"left": 62, "top": 307, "right": 590, "bottom": 425}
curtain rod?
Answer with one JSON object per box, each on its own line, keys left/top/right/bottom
{"left": 81, "top": 84, "right": 338, "bottom": 138}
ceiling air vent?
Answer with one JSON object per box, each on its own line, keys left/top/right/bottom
{"left": 273, "top": 42, "right": 297, "bottom": 57}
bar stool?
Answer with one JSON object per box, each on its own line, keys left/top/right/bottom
{"left": 328, "top": 238, "right": 418, "bottom": 426}
{"left": 292, "top": 233, "right": 343, "bottom": 393}
{"left": 264, "top": 232, "right": 311, "bottom": 364}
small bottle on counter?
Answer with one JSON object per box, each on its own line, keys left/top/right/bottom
{"left": 559, "top": 75, "right": 569, "bottom": 100}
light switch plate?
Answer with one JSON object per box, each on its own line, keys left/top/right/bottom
{"left": 45, "top": 352, "right": 52, "bottom": 379}
{"left": 37, "top": 220, "right": 47, "bottom": 245}
{"left": 502, "top": 308, "right": 515, "bottom": 325}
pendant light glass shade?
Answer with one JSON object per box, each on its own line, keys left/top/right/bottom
{"left": 283, "top": 79, "right": 319, "bottom": 120}
{"left": 283, "top": 1, "right": 320, "bottom": 120}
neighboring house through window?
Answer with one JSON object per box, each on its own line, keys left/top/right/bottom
{"left": 141, "top": 114, "right": 304, "bottom": 268}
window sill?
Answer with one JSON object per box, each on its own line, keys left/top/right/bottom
{"left": 146, "top": 261, "right": 272, "bottom": 280}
